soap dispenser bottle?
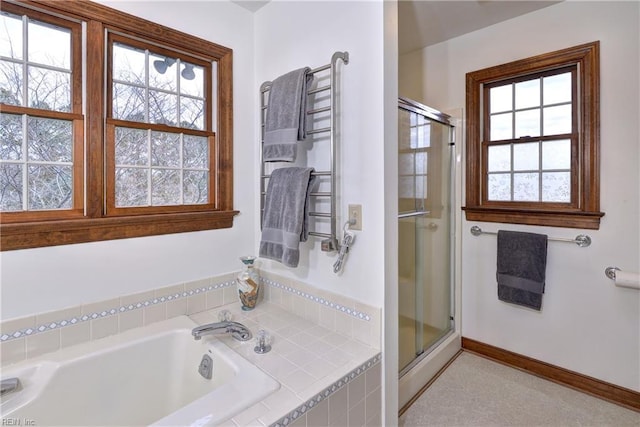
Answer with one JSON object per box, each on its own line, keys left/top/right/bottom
{"left": 237, "top": 256, "right": 260, "bottom": 310}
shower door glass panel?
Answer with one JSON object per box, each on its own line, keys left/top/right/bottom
{"left": 398, "top": 105, "right": 453, "bottom": 374}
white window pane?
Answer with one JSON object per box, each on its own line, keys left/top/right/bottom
{"left": 1, "top": 113, "right": 23, "bottom": 161}
{"left": 151, "top": 168, "right": 180, "bottom": 205}
{"left": 542, "top": 139, "right": 571, "bottom": 170}
{"left": 513, "top": 142, "right": 539, "bottom": 171}
{"left": 415, "top": 152, "right": 427, "bottom": 175}
{"left": 542, "top": 172, "right": 570, "bottom": 202}
{"left": 149, "top": 90, "right": 177, "bottom": 126}
{"left": 150, "top": 131, "right": 179, "bottom": 167}
{"left": 0, "top": 61, "right": 23, "bottom": 106}
{"left": 115, "top": 127, "right": 148, "bottom": 166}
{"left": 149, "top": 53, "right": 177, "bottom": 92}
{"left": 28, "top": 66, "right": 71, "bottom": 111}
{"left": 543, "top": 72, "right": 571, "bottom": 105}
{"left": 183, "top": 135, "right": 208, "bottom": 169}
{"left": 0, "top": 163, "right": 23, "bottom": 211}
{"left": 543, "top": 105, "right": 572, "bottom": 135}
{"left": 416, "top": 175, "right": 427, "bottom": 201}
{"left": 116, "top": 167, "right": 148, "bottom": 207}
{"left": 183, "top": 170, "right": 208, "bottom": 204}
{"left": 515, "top": 79, "right": 539, "bottom": 110}
{"left": 399, "top": 153, "right": 414, "bottom": 176}
{"left": 490, "top": 112, "right": 512, "bottom": 141}
{"left": 28, "top": 164, "right": 72, "bottom": 210}
{"left": 27, "top": 116, "right": 72, "bottom": 162}
{"left": 180, "top": 96, "right": 204, "bottom": 130}
{"left": 399, "top": 176, "right": 414, "bottom": 199}
{"left": 180, "top": 62, "right": 204, "bottom": 97}
{"left": 399, "top": 110, "right": 411, "bottom": 150}
{"left": 1, "top": 12, "right": 23, "bottom": 60}
{"left": 28, "top": 20, "right": 70, "bottom": 69}
{"left": 490, "top": 85, "right": 511, "bottom": 113}
{"left": 416, "top": 123, "right": 430, "bottom": 148}
{"left": 513, "top": 172, "right": 539, "bottom": 201}
{"left": 488, "top": 173, "right": 511, "bottom": 201}
{"left": 515, "top": 109, "right": 540, "bottom": 138}
{"left": 113, "top": 83, "right": 145, "bottom": 121}
{"left": 113, "top": 43, "right": 145, "bottom": 85}
{"left": 488, "top": 144, "right": 511, "bottom": 172}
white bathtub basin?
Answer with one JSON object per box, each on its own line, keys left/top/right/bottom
{"left": 0, "top": 316, "right": 279, "bottom": 426}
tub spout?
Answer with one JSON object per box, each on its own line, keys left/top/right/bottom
{"left": 1, "top": 378, "right": 20, "bottom": 396}
{"left": 192, "top": 321, "right": 252, "bottom": 342}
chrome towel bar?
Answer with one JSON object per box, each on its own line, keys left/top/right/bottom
{"left": 469, "top": 225, "right": 592, "bottom": 248}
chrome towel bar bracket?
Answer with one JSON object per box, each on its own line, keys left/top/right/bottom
{"left": 469, "top": 226, "right": 592, "bottom": 248}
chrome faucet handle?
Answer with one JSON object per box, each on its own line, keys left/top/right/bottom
{"left": 254, "top": 329, "right": 272, "bottom": 354}
{"left": 218, "top": 310, "right": 232, "bottom": 322}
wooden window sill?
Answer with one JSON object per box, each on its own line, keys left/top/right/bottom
{"left": 463, "top": 207, "right": 604, "bottom": 230}
{"left": 0, "top": 210, "right": 239, "bottom": 251}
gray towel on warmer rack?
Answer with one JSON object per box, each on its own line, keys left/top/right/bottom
{"left": 496, "top": 230, "right": 548, "bottom": 310}
{"left": 263, "top": 67, "right": 313, "bottom": 162}
{"left": 260, "top": 167, "right": 317, "bottom": 268}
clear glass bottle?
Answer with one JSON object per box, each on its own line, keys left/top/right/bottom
{"left": 237, "top": 256, "right": 260, "bottom": 310}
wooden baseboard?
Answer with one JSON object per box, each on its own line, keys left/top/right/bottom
{"left": 462, "top": 337, "right": 640, "bottom": 412}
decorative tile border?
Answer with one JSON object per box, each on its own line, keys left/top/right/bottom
{"left": 269, "top": 353, "right": 382, "bottom": 427}
{"left": 261, "top": 277, "right": 372, "bottom": 322}
{"left": 2, "top": 275, "right": 377, "bottom": 346}
{"left": 0, "top": 279, "right": 237, "bottom": 343}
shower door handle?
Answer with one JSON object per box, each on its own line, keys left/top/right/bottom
{"left": 398, "top": 210, "right": 430, "bottom": 219}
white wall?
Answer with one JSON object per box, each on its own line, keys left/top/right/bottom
{"left": 0, "top": 1, "right": 256, "bottom": 320}
{"left": 254, "top": 1, "right": 386, "bottom": 309}
{"left": 400, "top": 1, "right": 640, "bottom": 391}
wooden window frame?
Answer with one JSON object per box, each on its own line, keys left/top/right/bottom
{"left": 0, "top": 0, "right": 237, "bottom": 251}
{"left": 464, "top": 42, "right": 604, "bottom": 229}
{"left": 105, "top": 33, "right": 217, "bottom": 216}
{"left": 0, "top": 2, "right": 84, "bottom": 223}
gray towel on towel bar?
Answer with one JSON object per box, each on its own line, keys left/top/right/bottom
{"left": 496, "top": 230, "right": 548, "bottom": 310}
{"left": 263, "top": 67, "right": 313, "bottom": 162}
{"left": 260, "top": 167, "right": 317, "bottom": 268}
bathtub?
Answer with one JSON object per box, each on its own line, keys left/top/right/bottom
{"left": 0, "top": 316, "right": 280, "bottom": 426}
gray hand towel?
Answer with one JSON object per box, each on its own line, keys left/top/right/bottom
{"left": 263, "top": 67, "right": 313, "bottom": 162}
{"left": 260, "top": 167, "right": 317, "bottom": 268}
{"left": 496, "top": 230, "right": 548, "bottom": 310}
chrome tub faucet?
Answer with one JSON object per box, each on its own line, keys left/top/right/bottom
{"left": 192, "top": 321, "right": 252, "bottom": 342}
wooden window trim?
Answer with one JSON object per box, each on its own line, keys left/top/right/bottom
{"left": 464, "top": 41, "right": 604, "bottom": 229}
{"left": 0, "top": 0, "right": 237, "bottom": 251}
{"left": 0, "top": 2, "right": 85, "bottom": 223}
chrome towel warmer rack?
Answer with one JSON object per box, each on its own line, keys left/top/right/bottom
{"left": 470, "top": 225, "right": 592, "bottom": 247}
{"left": 259, "top": 51, "right": 349, "bottom": 252}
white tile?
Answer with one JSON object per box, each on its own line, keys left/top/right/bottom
{"left": 231, "top": 402, "right": 269, "bottom": 426}
{"left": 259, "top": 353, "right": 298, "bottom": 379}
{"left": 302, "top": 357, "right": 338, "bottom": 380}
{"left": 321, "top": 332, "right": 349, "bottom": 348}
{"left": 283, "top": 346, "right": 317, "bottom": 368}
{"left": 282, "top": 369, "right": 317, "bottom": 394}
{"left": 321, "top": 347, "right": 352, "bottom": 367}
{"left": 288, "top": 331, "right": 317, "bottom": 347}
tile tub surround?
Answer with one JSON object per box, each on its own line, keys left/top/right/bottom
{"left": 1, "top": 270, "right": 381, "bottom": 365}
{"left": 189, "top": 303, "right": 382, "bottom": 427}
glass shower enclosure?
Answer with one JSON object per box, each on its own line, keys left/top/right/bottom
{"left": 398, "top": 97, "right": 455, "bottom": 376}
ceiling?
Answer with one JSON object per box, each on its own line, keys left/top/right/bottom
{"left": 230, "top": 0, "right": 561, "bottom": 54}
{"left": 399, "top": 0, "right": 561, "bottom": 54}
